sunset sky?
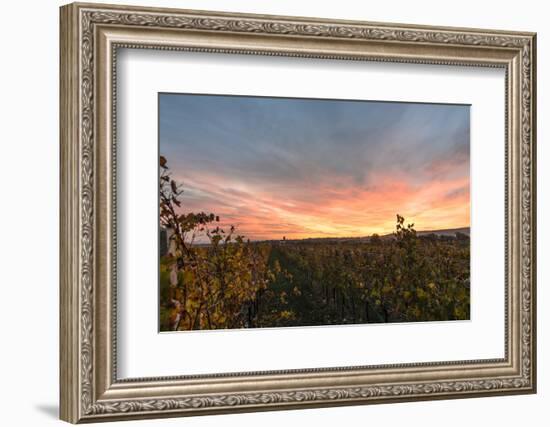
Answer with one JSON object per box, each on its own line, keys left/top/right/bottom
{"left": 159, "top": 93, "right": 470, "bottom": 241}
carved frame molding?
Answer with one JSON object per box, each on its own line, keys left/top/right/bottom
{"left": 60, "top": 2, "right": 536, "bottom": 423}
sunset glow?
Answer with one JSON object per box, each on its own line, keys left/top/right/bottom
{"left": 160, "top": 94, "right": 470, "bottom": 241}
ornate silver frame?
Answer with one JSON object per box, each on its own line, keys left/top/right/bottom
{"left": 60, "top": 2, "right": 537, "bottom": 423}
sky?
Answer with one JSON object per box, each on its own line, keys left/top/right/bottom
{"left": 159, "top": 93, "right": 470, "bottom": 241}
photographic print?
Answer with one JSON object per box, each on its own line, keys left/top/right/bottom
{"left": 159, "top": 93, "right": 470, "bottom": 332}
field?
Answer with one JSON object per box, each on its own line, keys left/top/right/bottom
{"left": 159, "top": 221, "right": 470, "bottom": 331}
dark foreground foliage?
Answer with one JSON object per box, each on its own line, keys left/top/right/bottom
{"left": 159, "top": 223, "right": 470, "bottom": 331}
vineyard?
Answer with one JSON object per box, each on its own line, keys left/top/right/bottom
{"left": 254, "top": 230, "right": 469, "bottom": 328}
{"left": 159, "top": 156, "right": 470, "bottom": 332}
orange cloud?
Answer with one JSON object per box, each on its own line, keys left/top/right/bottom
{"left": 174, "top": 169, "right": 469, "bottom": 241}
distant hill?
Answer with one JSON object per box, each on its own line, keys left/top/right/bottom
{"left": 190, "top": 227, "right": 471, "bottom": 246}
{"left": 415, "top": 227, "right": 470, "bottom": 237}
{"left": 266, "top": 227, "right": 470, "bottom": 244}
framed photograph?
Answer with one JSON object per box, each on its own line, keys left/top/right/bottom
{"left": 60, "top": 2, "right": 537, "bottom": 423}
